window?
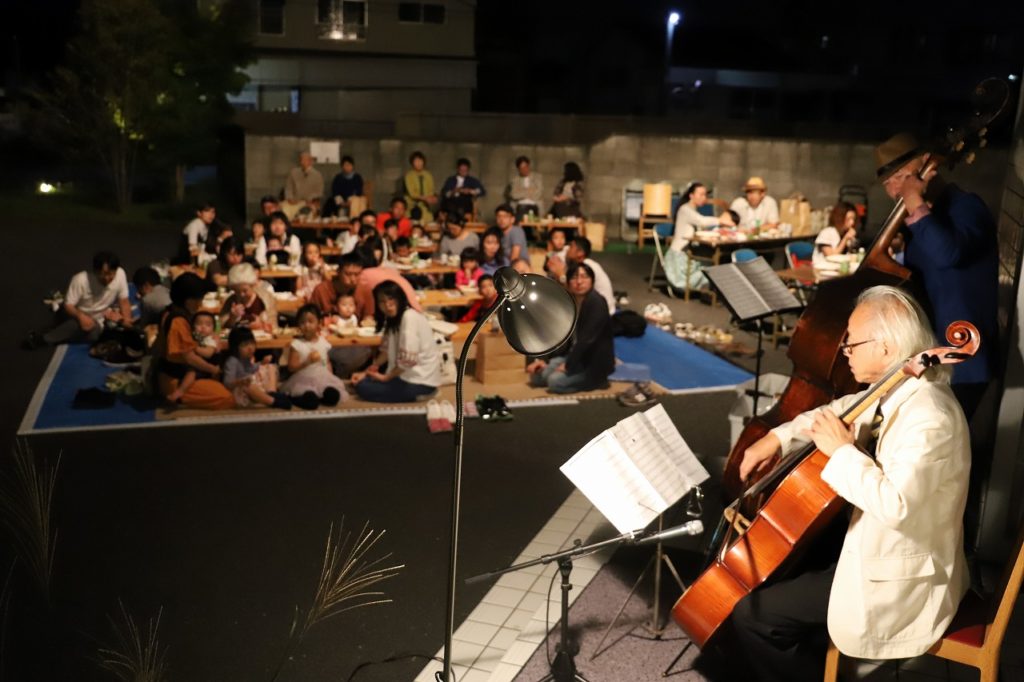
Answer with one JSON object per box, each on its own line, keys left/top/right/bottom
{"left": 398, "top": 3, "right": 445, "bottom": 25}
{"left": 318, "top": 0, "right": 367, "bottom": 40}
{"left": 258, "top": 0, "right": 285, "bottom": 35}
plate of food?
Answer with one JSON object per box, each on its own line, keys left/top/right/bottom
{"left": 357, "top": 327, "right": 379, "bottom": 337}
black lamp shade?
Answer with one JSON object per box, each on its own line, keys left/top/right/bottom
{"left": 493, "top": 268, "right": 577, "bottom": 355}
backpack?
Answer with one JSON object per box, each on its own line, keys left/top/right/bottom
{"left": 611, "top": 310, "right": 647, "bottom": 337}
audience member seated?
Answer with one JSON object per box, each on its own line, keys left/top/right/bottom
{"left": 357, "top": 209, "right": 377, "bottom": 231}
{"left": 310, "top": 251, "right": 422, "bottom": 321}
{"left": 352, "top": 281, "right": 441, "bottom": 402}
{"left": 178, "top": 201, "right": 217, "bottom": 263}
{"left": 376, "top": 197, "right": 413, "bottom": 239}
{"left": 479, "top": 228, "right": 511, "bottom": 276}
{"left": 512, "top": 258, "right": 532, "bottom": 275}
{"left": 665, "top": 181, "right": 734, "bottom": 291}
{"left": 458, "top": 274, "right": 498, "bottom": 322}
{"left": 441, "top": 157, "right": 486, "bottom": 219}
{"left": 297, "top": 242, "right": 329, "bottom": 299}
{"left": 456, "top": 248, "right": 483, "bottom": 287}
{"left": 543, "top": 228, "right": 569, "bottom": 277}
{"left": 279, "top": 304, "right": 348, "bottom": 407}
{"left": 550, "top": 162, "right": 585, "bottom": 219}
{"left": 505, "top": 155, "right": 543, "bottom": 222}
{"left": 27, "top": 251, "right": 134, "bottom": 348}
{"left": 200, "top": 220, "right": 233, "bottom": 267}
{"left": 730, "top": 176, "right": 779, "bottom": 229}
{"left": 327, "top": 293, "right": 359, "bottom": 332}
{"left": 165, "top": 311, "right": 221, "bottom": 403}
{"left": 283, "top": 151, "right": 324, "bottom": 218}
{"left": 255, "top": 211, "right": 301, "bottom": 267}
{"left": 325, "top": 288, "right": 372, "bottom": 381}
{"left": 546, "top": 236, "right": 615, "bottom": 314}
{"left": 438, "top": 215, "right": 480, "bottom": 259}
{"left": 527, "top": 262, "right": 614, "bottom": 394}
{"left": 410, "top": 224, "right": 431, "bottom": 247}
{"left": 223, "top": 326, "right": 294, "bottom": 410}
{"left": 132, "top": 266, "right": 171, "bottom": 327}
{"left": 206, "top": 238, "right": 247, "bottom": 288}
{"left": 326, "top": 155, "right": 363, "bottom": 217}
{"left": 495, "top": 203, "right": 528, "bottom": 262}
{"left": 404, "top": 151, "right": 438, "bottom": 223}
{"left": 153, "top": 272, "right": 234, "bottom": 410}
{"left": 380, "top": 220, "right": 400, "bottom": 262}
{"left": 814, "top": 201, "right": 862, "bottom": 268}
{"left": 253, "top": 195, "right": 280, "bottom": 235}
{"left": 221, "top": 263, "right": 272, "bottom": 331}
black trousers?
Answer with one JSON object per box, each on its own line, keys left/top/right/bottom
{"left": 730, "top": 563, "right": 836, "bottom": 682}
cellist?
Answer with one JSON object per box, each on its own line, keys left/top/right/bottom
{"left": 713, "top": 286, "right": 970, "bottom": 682}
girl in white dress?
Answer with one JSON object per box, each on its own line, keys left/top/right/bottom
{"left": 280, "top": 305, "right": 348, "bottom": 406}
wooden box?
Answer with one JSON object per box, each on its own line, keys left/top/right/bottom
{"left": 474, "top": 329, "right": 526, "bottom": 384}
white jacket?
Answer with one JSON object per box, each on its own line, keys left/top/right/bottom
{"left": 771, "top": 375, "right": 970, "bottom": 659}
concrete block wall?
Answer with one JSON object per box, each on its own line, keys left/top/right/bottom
{"left": 245, "top": 132, "right": 1007, "bottom": 237}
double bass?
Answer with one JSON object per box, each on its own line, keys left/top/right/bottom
{"left": 673, "top": 77, "right": 1009, "bottom": 645}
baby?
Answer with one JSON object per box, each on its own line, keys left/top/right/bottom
{"left": 167, "top": 311, "right": 221, "bottom": 403}
{"left": 331, "top": 293, "right": 359, "bottom": 331}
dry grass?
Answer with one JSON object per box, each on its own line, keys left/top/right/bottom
{"left": 96, "top": 601, "right": 168, "bottom": 682}
{"left": 0, "top": 442, "right": 59, "bottom": 602}
{"left": 270, "top": 520, "right": 403, "bottom": 681}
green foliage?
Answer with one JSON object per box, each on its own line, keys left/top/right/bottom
{"left": 29, "top": 0, "right": 254, "bottom": 211}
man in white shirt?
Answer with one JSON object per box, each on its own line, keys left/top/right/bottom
{"left": 730, "top": 176, "right": 780, "bottom": 229}
{"left": 546, "top": 236, "right": 616, "bottom": 315}
{"left": 283, "top": 151, "right": 325, "bottom": 218}
{"left": 28, "top": 252, "right": 134, "bottom": 347}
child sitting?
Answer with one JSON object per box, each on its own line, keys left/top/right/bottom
{"left": 459, "top": 274, "right": 499, "bottom": 322}
{"left": 166, "top": 311, "right": 222, "bottom": 403}
{"left": 329, "top": 293, "right": 359, "bottom": 331}
{"left": 392, "top": 237, "right": 413, "bottom": 261}
{"left": 455, "top": 248, "right": 483, "bottom": 288}
{"left": 264, "top": 236, "right": 289, "bottom": 266}
{"left": 297, "top": 242, "right": 329, "bottom": 299}
{"left": 222, "top": 327, "right": 299, "bottom": 409}
{"left": 221, "top": 263, "right": 273, "bottom": 331}
{"left": 280, "top": 305, "right": 348, "bottom": 407}
{"left": 544, "top": 228, "right": 569, "bottom": 277}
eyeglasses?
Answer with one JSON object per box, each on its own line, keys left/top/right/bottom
{"left": 840, "top": 337, "right": 877, "bottom": 355}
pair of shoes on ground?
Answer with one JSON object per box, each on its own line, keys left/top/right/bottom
{"left": 643, "top": 302, "right": 673, "bottom": 326}
{"left": 476, "top": 394, "right": 512, "bottom": 421}
{"left": 674, "top": 323, "right": 733, "bottom": 345}
{"left": 270, "top": 388, "right": 339, "bottom": 410}
{"left": 427, "top": 399, "right": 457, "bottom": 433}
{"left": 617, "top": 381, "right": 658, "bottom": 407}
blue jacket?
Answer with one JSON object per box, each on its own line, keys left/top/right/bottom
{"left": 441, "top": 174, "right": 486, "bottom": 199}
{"left": 904, "top": 184, "right": 998, "bottom": 384}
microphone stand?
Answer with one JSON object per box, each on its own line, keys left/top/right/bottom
{"left": 464, "top": 522, "right": 705, "bottom": 682}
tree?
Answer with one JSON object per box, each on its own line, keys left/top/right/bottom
{"left": 31, "top": 0, "right": 253, "bottom": 211}
{"left": 149, "top": 1, "right": 255, "bottom": 203}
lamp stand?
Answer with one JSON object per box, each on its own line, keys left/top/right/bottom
{"left": 436, "top": 293, "right": 509, "bottom": 682}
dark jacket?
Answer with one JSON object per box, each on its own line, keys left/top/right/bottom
{"left": 563, "top": 289, "right": 615, "bottom": 387}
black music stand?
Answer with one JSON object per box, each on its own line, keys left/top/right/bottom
{"left": 703, "top": 257, "right": 802, "bottom": 414}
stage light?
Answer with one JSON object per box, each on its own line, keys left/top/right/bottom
{"left": 668, "top": 11, "right": 681, "bottom": 26}
{"left": 38, "top": 182, "right": 56, "bottom": 194}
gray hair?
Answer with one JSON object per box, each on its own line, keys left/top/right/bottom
{"left": 227, "top": 262, "right": 258, "bottom": 287}
{"left": 855, "top": 285, "right": 951, "bottom": 382}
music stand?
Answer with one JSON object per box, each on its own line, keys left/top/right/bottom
{"left": 702, "top": 257, "right": 802, "bottom": 414}
{"left": 590, "top": 488, "right": 704, "bottom": 660}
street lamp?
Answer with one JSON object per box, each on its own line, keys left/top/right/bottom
{"left": 664, "top": 11, "right": 682, "bottom": 113}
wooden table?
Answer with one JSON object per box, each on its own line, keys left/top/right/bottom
{"left": 682, "top": 233, "right": 811, "bottom": 304}
{"left": 201, "top": 296, "right": 304, "bottom": 315}
{"left": 419, "top": 289, "right": 483, "bottom": 308}
{"left": 393, "top": 263, "right": 458, "bottom": 276}
{"left": 520, "top": 219, "right": 586, "bottom": 237}
{"left": 170, "top": 264, "right": 299, "bottom": 282}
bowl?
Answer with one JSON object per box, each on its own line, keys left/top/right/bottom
{"left": 357, "top": 327, "right": 378, "bottom": 337}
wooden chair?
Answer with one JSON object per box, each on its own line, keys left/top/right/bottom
{"left": 824, "top": 523, "right": 1024, "bottom": 682}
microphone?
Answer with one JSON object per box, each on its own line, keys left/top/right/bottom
{"left": 634, "top": 519, "right": 704, "bottom": 545}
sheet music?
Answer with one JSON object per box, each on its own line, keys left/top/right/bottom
{"left": 560, "top": 405, "right": 709, "bottom": 533}
{"left": 737, "top": 258, "right": 802, "bottom": 313}
{"left": 704, "top": 263, "right": 770, "bottom": 321}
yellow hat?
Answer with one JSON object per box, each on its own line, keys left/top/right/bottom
{"left": 874, "top": 133, "right": 924, "bottom": 182}
{"left": 743, "top": 176, "right": 767, "bottom": 191}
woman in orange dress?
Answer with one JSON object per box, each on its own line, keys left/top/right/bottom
{"left": 155, "top": 273, "right": 235, "bottom": 410}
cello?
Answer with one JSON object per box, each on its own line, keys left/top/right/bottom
{"left": 673, "top": 320, "right": 981, "bottom": 647}
{"left": 719, "top": 77, "right": 1010, "bottom": 501}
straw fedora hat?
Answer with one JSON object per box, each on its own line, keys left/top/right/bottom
{"left": 875, "top": 133, "right": 925, "bottom": 182}
{"left": 743, "top": 176, "right": 767, "bottom": 191}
